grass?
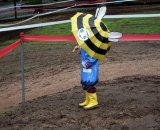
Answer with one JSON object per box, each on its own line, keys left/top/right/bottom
{"left": 0, "top": 39, "right": 17, "bottom": 47}
{"left": 29, "top": 23, "right": 72, "bottom": 35}
{"left": 28, "top": 17, "right": 160, "bottom": 35}
{"left": 104, "top": 17, "right": 160, "bottom": 34}
{"left": 1, "top": 16, "right": 160, "bottom": 46}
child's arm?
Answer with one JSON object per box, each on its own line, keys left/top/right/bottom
{"left": 72, "top": 45, "right": 80, "bottom": 52}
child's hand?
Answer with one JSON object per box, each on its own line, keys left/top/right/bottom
{"left": 72, "top": 45, "right": 80, "bottom": 52}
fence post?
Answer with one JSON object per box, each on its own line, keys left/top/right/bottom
{"left": 14, "top": 0, "right": 17, "bottom": 19}
{"left": 20, "top": 32, "right": 25, "bottom": 103}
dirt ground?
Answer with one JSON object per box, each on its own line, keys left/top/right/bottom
{"left": 0, "top": 40, "right": 160, "bottom": 130}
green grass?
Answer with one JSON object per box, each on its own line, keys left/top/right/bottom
{"left": 0, "top": 39, "right": 17, "bottom": 47}
{"left": 29, "top": 17, "right": 160, "bottom": 35}
{"left": 104, "top": 17, "right": 160, "bottom": 34}
{"left": 1, "top": 16, "right": 160, "bottom": 46}
{"left": 29, "top": 23, "right": 72, "bottom": 35}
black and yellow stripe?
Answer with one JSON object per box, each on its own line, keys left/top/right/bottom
{"left": 71, "top": 12, "right": 112, "bottom": 60}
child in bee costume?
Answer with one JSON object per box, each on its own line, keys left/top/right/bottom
{"left": 72, "top": 45, "right": 99, "bottom": 110}
{"left": 72, "top": 6, "right": 122, "bottom": 110}
{"left": 72, "top": 7, "right": 106, "bottom": 110}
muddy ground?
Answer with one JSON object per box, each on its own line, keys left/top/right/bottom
{"left": 0, "top": 40, "right": 160, "bottom": 130}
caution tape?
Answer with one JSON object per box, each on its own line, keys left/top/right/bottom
{"left": 120, "top": 34, "right": 160, "bottom": 41}
{"left": 0, "top": 40, "right": 21, "bottom": 58}
{"left": 23, "top": 35, "right": 75, "bottom": 42}
{"left": 23, "top": 34, "right": 160, "bottom": 42}
{"left": 104, "top": 14, "right": 160, "bottom": 19}
{"left": 0, "top": 34, "right": 160, "bottom": 58}
{"left": 0, "top": 20, "right": 71, "bottom": 32}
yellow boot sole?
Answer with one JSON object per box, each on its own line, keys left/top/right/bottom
{"left": 79, "top": 103, "right": 88, "bottom": 108}
{"left": 83, "top": 104, "right": 98, "bottom": 110}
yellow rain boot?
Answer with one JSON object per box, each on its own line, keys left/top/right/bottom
{"left": 83, "top": 92, "right": 98, "bottom": 110}
{"left": 79, "top": 92, "right": 89, "bottom": 107}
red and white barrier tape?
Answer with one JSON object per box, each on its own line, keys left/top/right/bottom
{"left": 0, "top": 40, "right": 21, "bottom": 58}
{"left": 23, "top": 34, "right": 160, "bottom": 42}
{"left": 0, "top": 34, "right": 160, "bottom": 58}
{"left": 23, "top": 35, "right": 75, "bottom": 42}
{"left": 120, "top": 34, "right": 160, "bottom": 41}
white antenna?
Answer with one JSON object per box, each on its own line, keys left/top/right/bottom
{"left": 108, "top": 32, "right": 122, "bottom": 42}
{"left": 95, "top": 6, "right": 107, "bottom": 19}
{"left": 108, "top": 32, "right": 122, "bottom": 39}
{"left": 95, "top": 7, "right": 100, "bottom": 18}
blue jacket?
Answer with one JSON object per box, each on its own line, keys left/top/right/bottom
{"left": 80, "top": 49, "right": 99, "bottom": 86}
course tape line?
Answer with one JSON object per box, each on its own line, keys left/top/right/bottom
{"left": 0, "top": 20, "right": 71, "bottom": 32}
{"left": 120, "top": 34, "right": 160, "bottom": 41}
{"left": 104, "top": 14, "right": 160, "bottom": 19}
{"left": 23, "top": 34, "right": 160, "bottom": 42}
{"left": 23, "top": 35, "right": 75, "bottom": 42}
{"left": 0, "top": 34, "right": 160, "bottom": 58}
{"left": 0, "top": 40, "right": 21, "bottom": 58}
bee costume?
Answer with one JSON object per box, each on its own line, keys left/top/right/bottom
{"left": 71, "top": 5, "right": 122, "bottom": 109}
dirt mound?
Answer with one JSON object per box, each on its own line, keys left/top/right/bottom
{"left": 0, "top": 75, "right": 159, "bottom": 130}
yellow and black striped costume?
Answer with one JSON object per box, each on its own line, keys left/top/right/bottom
{"left": 71, "top": 12, "right": 112, "bottom": 60}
